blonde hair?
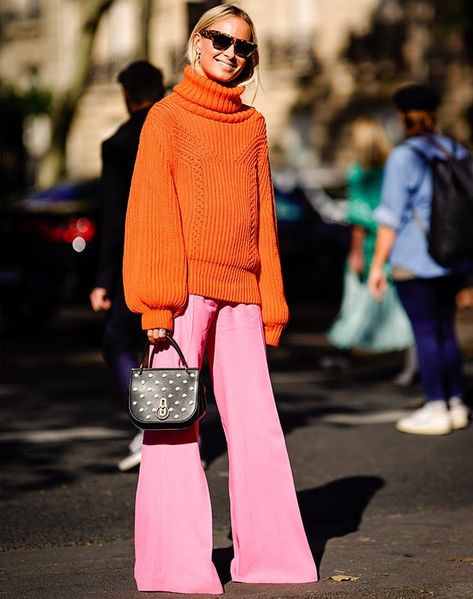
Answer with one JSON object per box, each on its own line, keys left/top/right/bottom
{"left": 351, "top": 117, "right": 390, "bottom": 169}
{"left": 186, "top": 4, "right": 259, "bottom": 87}
{"left": 400, "top": 110, "right": 437, "bottom": 137}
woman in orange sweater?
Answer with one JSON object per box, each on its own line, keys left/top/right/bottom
{"left": 123, "top": 4, "right": 317, "bottom": 594}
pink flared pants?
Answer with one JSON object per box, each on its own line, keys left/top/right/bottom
{"left": 134, "top": 295, "right": 318, "bottom": 593}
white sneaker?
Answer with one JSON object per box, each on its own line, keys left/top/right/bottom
{"left": 118, "top": 449, "right": 141, "bottom": 472}
{"left": 129, "top": 431, "right": 143, "bottom": 453}
{"left": 396, "top": 401, "right": 452, "bottom": 435}
{"left": 449, "top": 398, "right": 470, "bottom": 430}
{"left": 117, "top": 432, "right": 143, "bottom": 471}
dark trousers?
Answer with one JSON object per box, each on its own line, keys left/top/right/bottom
{"left": 396, "top": 276, "right": 463, "bottom": 402}
{"left": 103, "top": 281, "right": 143, "bottom": 398}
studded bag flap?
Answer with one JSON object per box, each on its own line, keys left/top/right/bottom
{"left": 128, "top": 334, "right": 206, "bottom": 430}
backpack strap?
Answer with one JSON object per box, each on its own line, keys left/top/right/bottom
{"left": 403, "top": 141, "right": 430, "bottom": 234}
{"left": 420, "top": 133, "right": 457, "bottom": 160}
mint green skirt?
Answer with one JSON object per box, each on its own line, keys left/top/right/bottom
{"left": 328, "top": 268, "right": 414, "bottom": 352}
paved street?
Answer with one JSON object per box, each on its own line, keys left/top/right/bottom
{"left": 1, "top": 304, "right": 473, "bottom": 599}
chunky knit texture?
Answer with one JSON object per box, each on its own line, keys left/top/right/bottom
{"left": 123, "top": 67, "right": 289, "bottom": 346}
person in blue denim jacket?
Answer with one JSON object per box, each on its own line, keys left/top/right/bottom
{"left": 368, "top": 83, "right": 470, "bottom": 435}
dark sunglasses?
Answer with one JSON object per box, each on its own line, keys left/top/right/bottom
{"left": 200, "top": 29, "right": 257, "bottom": 59}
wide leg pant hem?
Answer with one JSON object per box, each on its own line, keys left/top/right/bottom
{"left": 137, "top": 584, "right": 224, "bottom": 595}
{"left": 231, "top": 575, "right": 318, "bottom": 584}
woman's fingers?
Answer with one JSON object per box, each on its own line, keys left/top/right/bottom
{"left": 376, "top": 276, "right": 387, "bottom": 300}
{"left": 147, "top": 328, "right": 168, "bottom": 344}
{"left": 368, "top": 268, "right": 387, "bottom": 301}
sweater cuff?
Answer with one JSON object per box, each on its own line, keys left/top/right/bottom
{"left": 142, "top": 309, "right": 174, "bottom": 332}
{"left": 264, "top": 323, "right": 285, "bottom": 347}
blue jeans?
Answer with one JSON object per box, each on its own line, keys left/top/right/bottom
{"left": 395, "top": 276, "right": 463, "bottom": 402}
{"left": 103, "top": 281, "right": 143, "bottom": 398}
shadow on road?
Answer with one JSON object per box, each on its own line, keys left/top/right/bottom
{"left": 298, "top": 475, "right": 385, "bottom": 568}
{"left": 212, "top": 475, "right": 384, "bottom": 584}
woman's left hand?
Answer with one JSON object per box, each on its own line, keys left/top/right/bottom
{"left": 368, "top": 265, "right": 388, "bottom": 301}
{"left": 147, "top": 328, "right": 168, "bottom": 344}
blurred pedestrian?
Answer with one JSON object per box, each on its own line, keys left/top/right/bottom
{"left": 368, "top": 83, "right": 471, "bottom": 435}
{"left": 327, "top": 117, "right": 414, "bottom": 364}
{"left": 89, "top": 61, "right": 165, "bottom": 470}
{"left": 123, "top": 4, "right": 317, "bottom": 593}
{"left": 456, "top": 271, "right": 473, "bottom": 310}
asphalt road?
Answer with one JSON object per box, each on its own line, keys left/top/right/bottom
{"left": 1, "top": 303, "right": 473, "bottom": 599}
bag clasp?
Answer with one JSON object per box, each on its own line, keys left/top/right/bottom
{"left": 157, "top": 397, "right": 170, "bottom": 420}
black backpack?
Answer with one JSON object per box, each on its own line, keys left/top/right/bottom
{"left": 409, "top": 135, "right": 473, "bottom": 267}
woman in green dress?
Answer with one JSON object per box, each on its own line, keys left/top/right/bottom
{"left": 328, "top": 117, "right": 414, "bottom": 357}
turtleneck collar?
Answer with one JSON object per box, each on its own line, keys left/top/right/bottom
{"left": 173, "top": 66, "right": 245, "bottom": 114}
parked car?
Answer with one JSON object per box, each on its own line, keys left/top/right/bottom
{"left": 0, "top": 175, "right": 349, "bottom": 328}
{"left": 0, "top": 179, "right": 100, "bottom": 327}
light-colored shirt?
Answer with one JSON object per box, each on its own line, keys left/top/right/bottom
{"left": 375, "top": 133, "right": 468, "bottom": 278}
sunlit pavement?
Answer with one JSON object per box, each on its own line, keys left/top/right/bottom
{"left": 1, "top": 304, "right": 473, "bottom": 599}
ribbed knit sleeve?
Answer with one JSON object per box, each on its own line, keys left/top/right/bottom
{"left": 256, "top": 117, "right": 290, "bottom": 346}
{"left": 123, "top": 109, "right": 188, "bottom": 332}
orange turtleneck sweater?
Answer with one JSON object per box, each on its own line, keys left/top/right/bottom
{"left": 123, "top": 67, "right": 289, "bottom": 346}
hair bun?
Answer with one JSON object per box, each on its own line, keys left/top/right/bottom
{"left": 393, "top": 84, "right": 441, "bottom": 112}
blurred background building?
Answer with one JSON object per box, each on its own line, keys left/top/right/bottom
{"left": 1, "top": 0, "right": 472, "bottom": 191}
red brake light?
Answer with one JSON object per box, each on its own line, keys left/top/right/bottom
{"left": 23, "top": 218, "right": 96, "bottom": 243}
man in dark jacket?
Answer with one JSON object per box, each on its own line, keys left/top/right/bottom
{"left": 90, "top": 61, "right": 165, "bottom": 470}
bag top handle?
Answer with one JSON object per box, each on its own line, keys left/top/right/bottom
{"left": 139, "top": 332, "right": 191, "bottom": 373}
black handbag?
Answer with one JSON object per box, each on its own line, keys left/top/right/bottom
{"left": 128, "top": 333, "right": 206, "bottom": 430}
